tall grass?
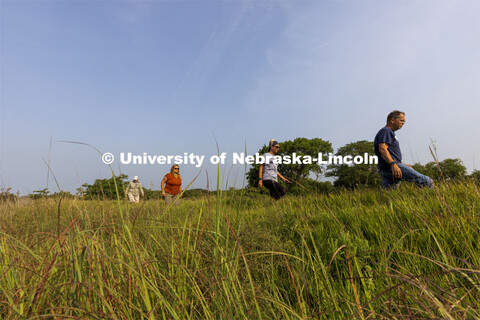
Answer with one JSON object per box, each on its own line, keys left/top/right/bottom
{"left": 1, "top": 181, "right": 480, "bottom": 319}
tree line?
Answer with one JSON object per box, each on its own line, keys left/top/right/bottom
{"left": 246, "top": 137, "right": 475, "bottom": 191}
{"left": 6, "top": 137, "right": 477, "bottom": 201}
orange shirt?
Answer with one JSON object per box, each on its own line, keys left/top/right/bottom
{"left": 164, "top": 173, "right": 182, "bottom": 195}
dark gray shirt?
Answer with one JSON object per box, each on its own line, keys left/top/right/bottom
{"left": 374, "top": 127, "right": 402, "bottom": 171}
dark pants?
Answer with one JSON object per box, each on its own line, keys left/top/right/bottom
{"left": 263, "top": 180, "right": 286, "bottom": 200}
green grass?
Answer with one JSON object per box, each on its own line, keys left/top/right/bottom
{"left": 1, "top": 181, "right": 480, "bottom": 319}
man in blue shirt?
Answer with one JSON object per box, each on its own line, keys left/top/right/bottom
{"left": 374, "top": 110, "right": 433, "bottom": 189}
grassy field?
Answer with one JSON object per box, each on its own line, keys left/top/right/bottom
{"left": 1, "top": 181, "right": 480, "bottom": 319}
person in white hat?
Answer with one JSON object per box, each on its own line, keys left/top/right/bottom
{"left": 126, "top": 176, "right": 144, "bottom": 203}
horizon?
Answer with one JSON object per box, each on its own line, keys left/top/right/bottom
{"left": 1, "top": 1, "right": 479, "bottom": 195}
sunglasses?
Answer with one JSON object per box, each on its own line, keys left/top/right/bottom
{"left": 274, "top": 146, "right": 280, "bottom": 149}
{"left": 174, "top": 168, "right": 179, "bottom": 170}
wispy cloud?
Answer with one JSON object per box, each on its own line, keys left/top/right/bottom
{"left": 245, "top": 1, "right": 480, "bottom": 169}
{"left": 169, "top": 1, "right": 277, "bottom": 109}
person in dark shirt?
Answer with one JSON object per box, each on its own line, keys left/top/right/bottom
{"left": 374, "top": 110, "right": 433, "bottom": 189}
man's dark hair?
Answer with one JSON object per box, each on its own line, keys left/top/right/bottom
{"left": 387, "top": 110, "right": 405, "bottom": 122}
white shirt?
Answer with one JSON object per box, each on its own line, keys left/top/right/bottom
{"left": 262, "top": 153, "right": 278, "bottom": 182}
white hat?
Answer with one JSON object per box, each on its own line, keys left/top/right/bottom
{"left": 134, "top": 176, "right": 139, "bottom": 181}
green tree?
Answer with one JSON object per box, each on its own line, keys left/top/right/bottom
{"left": 78, "top": 174, "right": 129, "bottom": 200}
{"left": 470, "top": 170, "right": 480, "bottom": 184}
{"left": 413, "top": 158, "right": 466, "bottom": 181}
{"left": 29, "top": 188, "right": 50, "bottom": 199}
{"left": 246, "top": 137, "right": 333, "bottom": 187}
{"left": 51, "top": 191, "right": 75, "bottom": 198}
{"left": 438, "top": 158, "right": 467, "bottom": 180}
{"left": 326, "top": 140, "right": 380, "bottom": 189}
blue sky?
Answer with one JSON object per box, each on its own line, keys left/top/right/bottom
{"left": 1, "top": 0, "right": 479, "bottom": 195}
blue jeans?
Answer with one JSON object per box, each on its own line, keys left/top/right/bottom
{"left": 380, "top": 163, "right": 433, "bottom": 189}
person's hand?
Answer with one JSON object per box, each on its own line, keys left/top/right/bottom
{"left": 258, "top": 180, "right": 263, "bottom": 188}
{"left": 162, "top": 191, "right": 166, "bottom": 197}
{"left": 284, "top": 179, "right": 292, "bottom": 184}
{"left": 391, "top": 164, "right": 402, "bottom": 179}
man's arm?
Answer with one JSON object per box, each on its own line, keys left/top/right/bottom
{"left": 378, "top": 143, "right": 402, "bottom": 178}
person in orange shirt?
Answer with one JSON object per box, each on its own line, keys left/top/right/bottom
{"left": 161, "top": 165, "right": 182, "bottom": 205}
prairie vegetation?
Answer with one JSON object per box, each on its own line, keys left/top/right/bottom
{"left": 1, "top": 181, "right": 480, "bottom": 319}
